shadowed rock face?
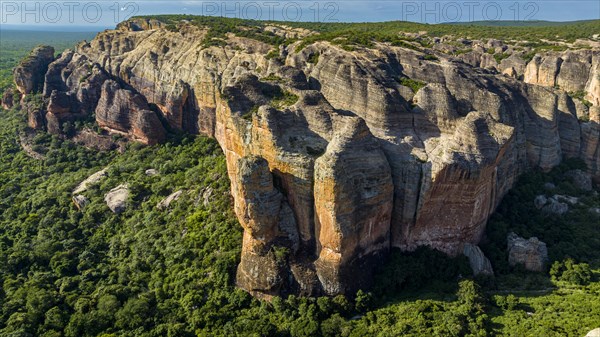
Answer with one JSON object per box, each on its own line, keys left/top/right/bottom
{"left": 1, "top": 88, "right": 16, "bottom": 109}
{"left": 13, "top": 18, "right": 600, "bottom": 297}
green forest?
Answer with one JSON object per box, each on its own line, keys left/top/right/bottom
{"left": 0, "top": 28, "right": 599, "bottom": 337}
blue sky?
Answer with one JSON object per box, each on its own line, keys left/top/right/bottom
{"left": 1, "top": 0, "right": 599, "bottom": 29}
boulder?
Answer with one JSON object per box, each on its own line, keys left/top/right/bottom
{"left": 586, "top": 328, "right": 600, "bottom": 337}
{"left": 145, "top": 169, "right": 159, "bottom": 176}
{"left": 72, "top": 195, "right": 89, "bottom": 210}
{"left": 463, "top": 243, "right": 494, "bottom": 276}
{"left": 105, "top": 184, "right": 130, "bottom": 214}
{"left": 507, "top": 232, "right": 548, "bottom": 272}
{"left": 542, "top": 197, "right": 569, "bottom": 215}
{"left": 534, "top": 195, "right": 547, "bottom": 209}
{"left": 1, "top": 88, "right": 16, "bottom": 109}
{"left": 589, "top": 208, "right": 600, "bottom": 216}
{"left": 73, "top": 168, "right": 108, "bottom": 194}
{"left": 553, "top": 194, "right": 579, "bottom": 205}
{"left": 157, "top": 190, "right": 183, "bottom": 210}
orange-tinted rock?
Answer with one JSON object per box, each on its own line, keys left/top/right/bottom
{"left": 12, "top": 19, "right": 600, "bottom": 297}
{"left": 95, "top": 80, "right": 166, "bottom": 145}
{"left": 314, "top": 117, "right": 393, "bottom": 294}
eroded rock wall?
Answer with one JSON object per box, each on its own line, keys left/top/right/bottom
{"left": 13, "top": 19, "right": 600, "bottom": 297}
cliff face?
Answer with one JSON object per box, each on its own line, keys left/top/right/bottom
{"left": 13, "top": 18, "right": 600, "bottom": 297}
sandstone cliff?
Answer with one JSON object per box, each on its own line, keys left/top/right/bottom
{"left": 12, "top": 18, "right": 600, "bottom": 297}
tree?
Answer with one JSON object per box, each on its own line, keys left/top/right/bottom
{"left": 354, "top": 290, "right": 374, "bottom": 313}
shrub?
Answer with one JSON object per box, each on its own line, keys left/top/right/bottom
{"left": 271, "top": 90, "right": 299, "bottom": 109}
{"left": 568, "top": 90, "right": 593, "bottom": 107}
{"left": 307, "top": 52, "right": 320, "bottom": 64}
{"left": 423, "top": 54, "right": 439, "bottom": 61}
{"left": 397, "top": 77, "right": 426, "bottom": 93}
{"left": 550, "top": 259, "right": 593, "bottom": 285}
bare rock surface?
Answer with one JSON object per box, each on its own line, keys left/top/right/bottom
{"left": 105, "top": 184, "right": 130, "bottom": 214}
{"left": 542, "top": 197, "right": 569, "bottom": 215}
{"left": 1, "top": 88, "right": 16, "bottom": 109}
{"left": 145, "top": 169, "right": 159, "bottom": 176}
{"left": 463, "top": 243, "right": 494, "bottom": 276}
{"left": 73, "top": 168, "right": 108, "bottom": 194}
{"left": 95, "top": 80, "right": 166, "bottom": 145}
{"left": 534, "top": 195, "right": 548, "bottom": 209}
{"left": 586, "top": 328, "right": 600, "bottom": 337}
{"left": 157, "top": 190, "right": 183, "bottom": 210}
{"left": 72, "top": 195, "right": 90, "bottom": 210}
{"left": 507, "top": 232, "right": 548, "bottom": 272}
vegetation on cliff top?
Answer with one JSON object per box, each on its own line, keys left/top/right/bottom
{"left": 138, "top": 15, "right": 599, "bottom": 51}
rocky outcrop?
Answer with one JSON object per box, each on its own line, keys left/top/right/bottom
{"left": 12, "top": 18, "right": 600, "bottom": 297}
{"left": 507, "top": 233, "right": 548, "bottom": 272}
{"left": 157, "top": 190, "right": 183, "bottom": 210}
{"left": 145, "top": 169, "right": 159, "bottom": 176}
{"left": 1, "top": 88, "right": 16, "bottom": 109}
{"left": 525, "top": 50, "right": 599, "bottom": 107}
{"left": 463, "top": 243, "right": 494, "bottom": 276}
{"left": 581, "top": 108, "right": 600, "bottom": 183}
{"left": 13, "top": 46, "right": 55, "bottom": 95}
{"left": 234, "top": 156, "right": 300, "bottom": 297}
{"left": 534, "top": 195, "right": 547, "bottom": 209}
{"left": 95, "top": 80, "right": 166, "bottom": 145}
{"left": 105, "top": 184, "right": 130, "bottom": 213}
{"left": 73, "top": 168, "right": 108, "bottom": 194}
{"left": 541, "top": 197, "right": 569, "bottom": 215}
{"left": 72, "top": 195, "right": 90, "bottom": 210}
{"left": 313, "top": 117, "right": 393, "bottom": 294}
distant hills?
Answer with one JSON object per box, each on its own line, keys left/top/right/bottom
{"left": 446, "top": 20, "right": 600, "bottom": 27}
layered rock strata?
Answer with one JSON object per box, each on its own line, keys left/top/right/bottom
{"left": 12, "top": 18, "right": 600, "bottom": 297}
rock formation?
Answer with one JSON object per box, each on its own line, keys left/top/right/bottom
{"left": 95, "top": 80, "right": 166, "bottom": 144}
{"left": 507, "top": 233, "right": 548, "bottom": 272}
{"left": 72, "top": 195, "right": 90, "bottom": 210}
{"left": 12, "top": 17, "right": 600, "bottom": 297}
{"left": 157, "top": 190, "right": 183, "bottom": 210}
{"left": 13, "top": 46, "right": 55, "bottom": 95}
{"left": 540, "top": 197, "right": 569, "bottom": 215}
{"left": 105, "top": 184, "right": 130, "bottom": 214}
{"left": 73, "top": 168, "right": 108, "bottom": 194}
{"left": 1, "top": 88, "right": 16, "bottom": 109}
{"left": 463, "top": 243, "right": 494, "bottom": 276}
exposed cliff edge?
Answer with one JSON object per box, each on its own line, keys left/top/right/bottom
{"left": 11, "top": 17, "right": 600, "bottom": 298}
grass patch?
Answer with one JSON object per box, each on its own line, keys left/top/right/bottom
{"left": 569, "top": 90, "right": 593, "bottom": 108}
{"left": 397, "top": 77, "right": 426, "bottom": 93}
{"left": 271, "top": 90, "right": 299, "bottom": 109}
